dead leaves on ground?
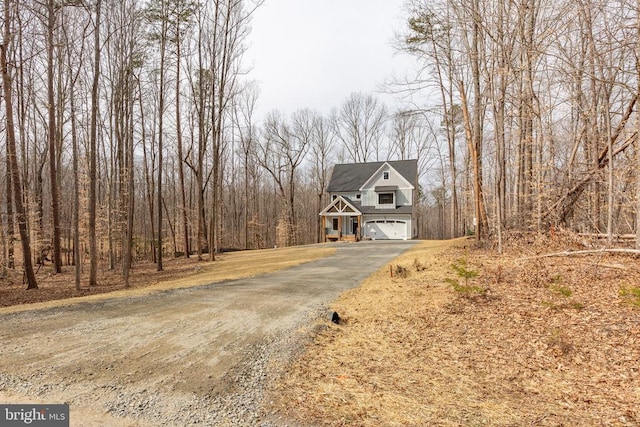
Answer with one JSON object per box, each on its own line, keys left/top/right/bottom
{"left": 269, "top": 236, "right": 640, "bottom": 426}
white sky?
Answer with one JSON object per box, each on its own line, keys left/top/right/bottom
{"left": 245, "top": 0, "right": 416, "bottom": 119}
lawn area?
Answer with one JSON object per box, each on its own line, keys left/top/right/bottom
{"left": 0, "top": 245, "right": 335, "bottom": 313}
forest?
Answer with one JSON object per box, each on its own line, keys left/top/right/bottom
{"left": 1, "top": 0, "right": 640, "bottom": 290}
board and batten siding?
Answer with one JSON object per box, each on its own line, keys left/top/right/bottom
{"left": 367, "top": 167, "right": 408, "bottom": 188}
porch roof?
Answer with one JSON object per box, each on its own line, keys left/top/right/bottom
{"left": 319, "top": 196, "right": 362, "bottom": 216}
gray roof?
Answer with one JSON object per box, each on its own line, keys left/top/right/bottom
{"left": 327, "top": 160, "right": 418, "bottom": 192}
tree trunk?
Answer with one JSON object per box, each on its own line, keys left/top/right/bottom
{"left": 636, "top": 0, "right": 640, "bottom": 249}
{"left": 123, "top": 119, "right": 135, "bottom": 287}
{"left": 67, "top": 43, "right": 81, "bottom": 290}
{"left": 459, "top": 80, "right": 486, "bottom": 241}
{"left": 138, "top": 85, "right": 156, "bottom": 263}
{"left": 46, "top": 0, "right": 62, "bottom": 273}
{"left": 5, "top": 136, "right": 14, "bottom": 270}
{"left": 1, "top": 6, "right": 38, "bottom": 289}
{"left": 245, "top": 152, "right": 251, "bottom": 249}
{"left": 196, "top": 19, "right": 206, "bottom": 259}
{"left": 470, "top": 0, "right": 487, "bottom": 240}
{"left": 493, "top": 0, "right": 509, "bottom": 253}
{"left": 157, "top": 14, "right": 167, "bottom": 271}
{"left": 176, "top": 34, "right": 190, "bottom": 259}
{"left": 88, "top": 0, "right": 102, "bottom": 287}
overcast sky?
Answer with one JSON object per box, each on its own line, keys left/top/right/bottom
{"left": 245, "top": 0, "right": 416, "bottom": 119}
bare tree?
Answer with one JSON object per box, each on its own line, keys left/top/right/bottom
{"left": 459, "top": 0, "right": 488, "bottom": 240}
{"left": 401, "top": 1, "right": 465, "bottom": 238}
{"left": 233, "top": 81, "right": 259, "bottom": 249}
{"left": 330, "top": 92, "right": 387, "bottom": 163}
{"left": 1, "top": 0, "right": 38, "bottom": 289}
{"left": 88, "top": 0, "right": 102, "bottom": 287}
{"left": 171, "top": 0, "right": 197, "bottom": 259}
{"left": 258, "top": 110, "right": 311, "bottom": 246}
{"left": 108, "top": 0, "right": 141, "bottom": 287}
{"left": 62, "top": 10, "right": 90, "bottom": 290}
{"left": 309, "top": 113, "right": 334, "bottom": 243}
{"left": 206, "top": 0, "right": 257, "bottom": 258}
{"left": 482, "top": 0, "right": 516, "bottom": 252}
{"left": 146, "top": 0, "right": 171, "bottom": 271}
{"left": 44, "top": 0, "right": 63, "bottom": 273}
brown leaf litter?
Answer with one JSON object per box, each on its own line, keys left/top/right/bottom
{"left": 267, "top": 234, "right": 640, "bottom": 426}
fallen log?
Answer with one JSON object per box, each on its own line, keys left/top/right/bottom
{"left": 522, "top": 248, "right": 640, "bottom": 260}
{"left": 577, "top": 233, "right": 636, "bottom": 240}
{"left": 543, "top": 132, "right": 636, "bottom": 223}
{"left": 543, "top": 95, "right": 637, "bottom": 223}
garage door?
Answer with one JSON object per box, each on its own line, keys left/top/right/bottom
{"left": 364, "top": 220, "right": 407, "bottom": 240}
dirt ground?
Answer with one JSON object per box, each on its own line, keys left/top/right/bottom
{"left": 268, "top": 234, "right": 640, "bottom": 426}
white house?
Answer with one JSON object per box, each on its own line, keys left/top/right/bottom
{"left": 319, "top": 160, "right": 418, "bottom": 241}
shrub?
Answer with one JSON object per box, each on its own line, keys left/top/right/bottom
{"left": 446, "top": 258, "right": 484, "bottom": 296}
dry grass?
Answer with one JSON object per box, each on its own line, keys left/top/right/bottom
{"left": 268, "top": 236, "right": 640, "bottom": 426}
{"left": 0, "top": 245, "right": 335, "bottom": 314}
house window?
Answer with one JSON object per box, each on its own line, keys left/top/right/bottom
{"left": 378, "top": 193, "right": 394, "bottom": 205}
{"left": 383, "top": 171, "right": 389, "bottom": 180}
{"left": 332, "top": 195, "right": 337, "bottom": 201}
{"left": 356, "top": 194, "right": 361, "bottom": 200}
{"left": 332, "top": 218, "right": 339, "bottom": 230}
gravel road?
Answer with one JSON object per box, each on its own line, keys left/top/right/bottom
{"left": 0, "top": 241, "right": 416, "bottom": 426}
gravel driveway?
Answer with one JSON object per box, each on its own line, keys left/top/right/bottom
{"left": 0, "top": 241, "right": 416, "bottom": 426}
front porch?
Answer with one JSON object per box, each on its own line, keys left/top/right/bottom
{"left": 319, "top": 196, "right": 362, "bottom": 242}
{"left": 324, "top": 233, "right": 358, "bottom": 242}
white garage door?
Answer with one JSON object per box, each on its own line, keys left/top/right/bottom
{"left": 364, "top": 220, "right": 407, "bottom": 240}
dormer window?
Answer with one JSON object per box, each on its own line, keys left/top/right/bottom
{"left": 383, "top": 171, "right": 389, "bottom": 180}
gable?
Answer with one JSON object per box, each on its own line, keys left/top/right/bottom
{"left": 359, "top": 162, "right": 415, "bottom": 191}
{"left": 327, "top": 160, "right": 418, "bottom": 192}
{"left": 319, "top": 196, "right": 362, "bottom": 216}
